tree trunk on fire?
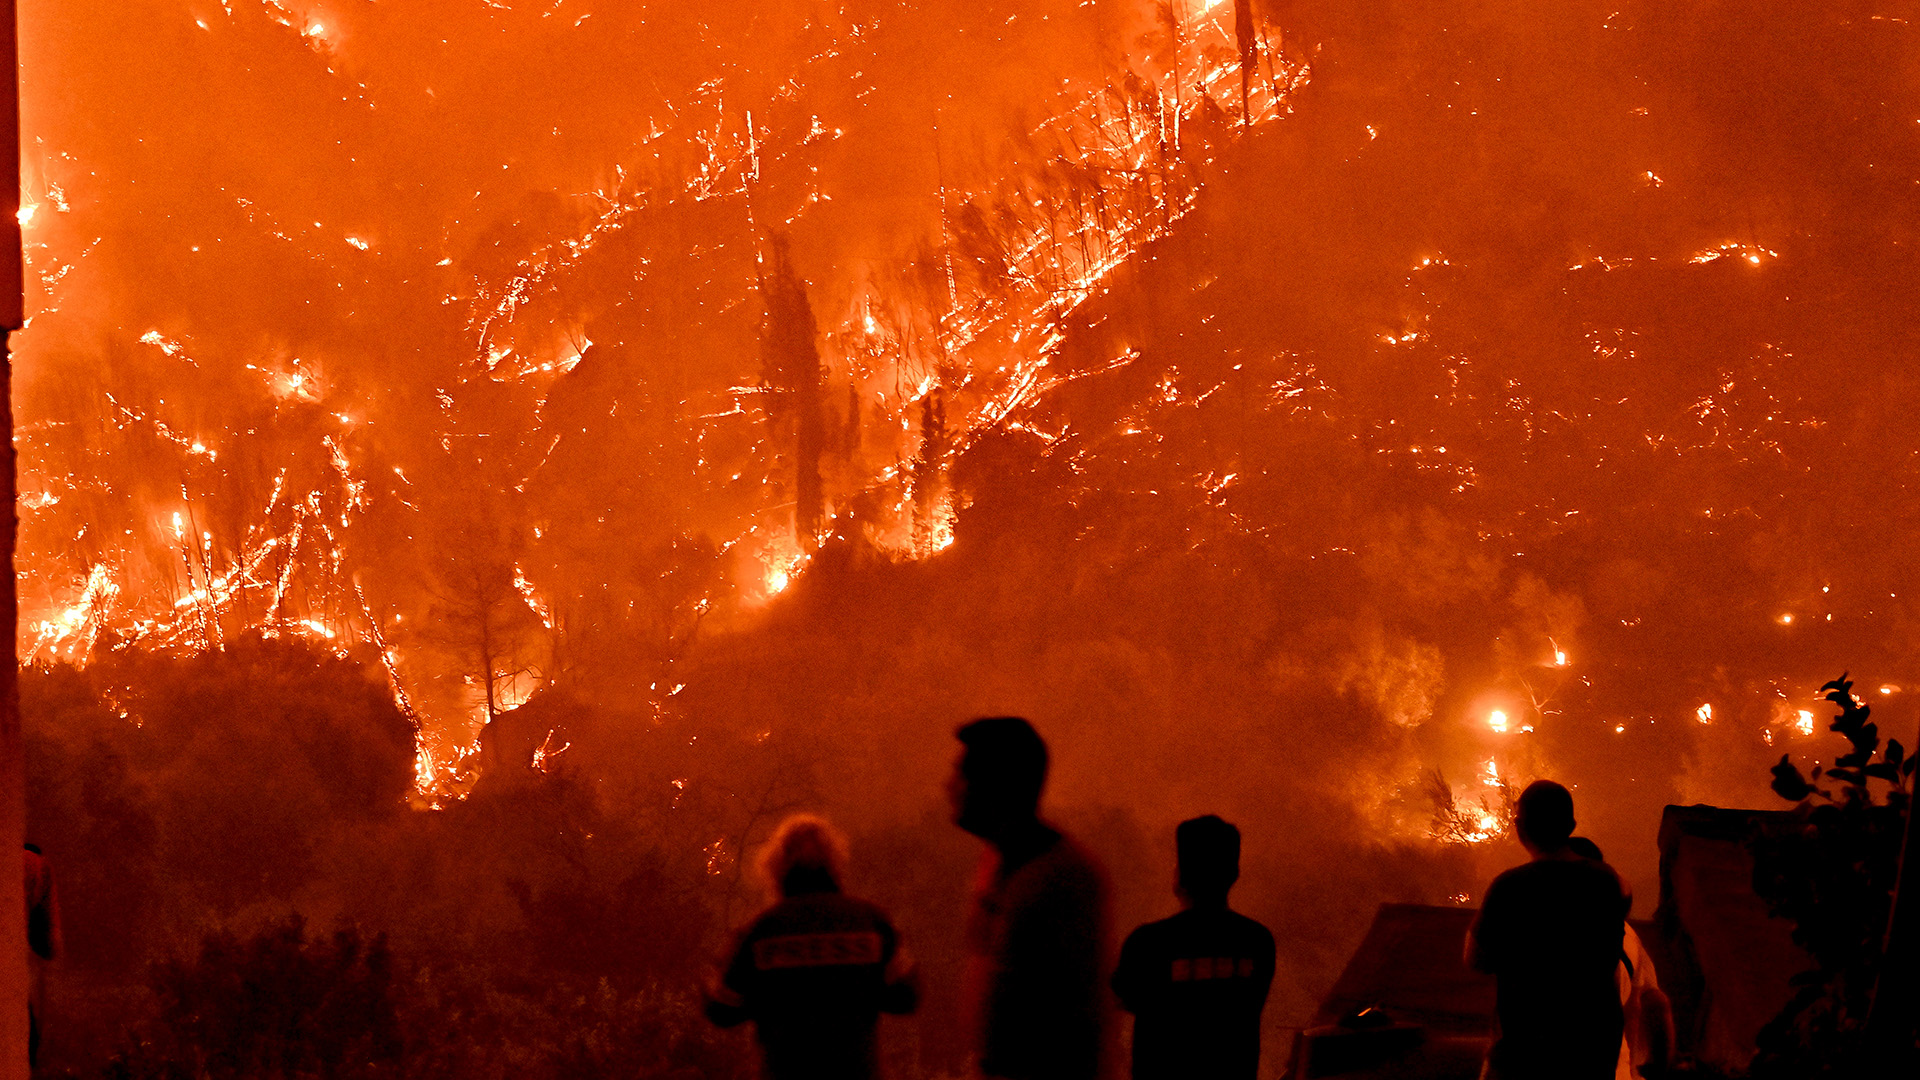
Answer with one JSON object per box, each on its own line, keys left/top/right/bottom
{"left": 911, "top": 386, "right": 947, "bottom": 553}
{"left": 759, "top": 233, "right": 826, "bottom": 549}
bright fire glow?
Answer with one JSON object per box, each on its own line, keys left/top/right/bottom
{"left": 12, "top": 0, "right": 1910, "bottom": 845}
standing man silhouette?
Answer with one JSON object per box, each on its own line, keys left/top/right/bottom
{"left": 949, "top": 717, "right": 1110, "bottom": 1080}
{"left": 1112, "top": 815, "right": 1275, "bottom": 1080}
{"left": 1465, "top": 781, "right": 1627, "bottom": 1080}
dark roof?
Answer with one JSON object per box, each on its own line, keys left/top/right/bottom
{"left": 1313, "top": 902, "right": 1494, "bottom": 1034}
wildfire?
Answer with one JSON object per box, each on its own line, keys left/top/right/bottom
{"left": 28, "top": 563, "right": 119, "bottom": 659}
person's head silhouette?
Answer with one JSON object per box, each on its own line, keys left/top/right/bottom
{"left": 1514, "top": 780, "right": 1577, "bottom": 856}
{"left": 949, "top": 716, "right": 1048, "bottom": 842}
{"left": 1176, "top": 814, "right": 1241, "bottom": 909}
{"left": 757, "top": 814, "right": 848, "bottom": 899}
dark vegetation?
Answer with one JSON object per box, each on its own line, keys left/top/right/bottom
{"left": 24, "top": 638, "right": 751, "bottom": 1078}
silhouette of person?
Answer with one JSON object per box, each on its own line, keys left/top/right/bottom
{"left": 1565, "top": 837, "right": 1674, "bottom": 1080}
{"left": 23, "top": 843, "right": 60, "bottom": 1070}
{"left": 949, "top": 716, "right": 1110, "bottom": 1080}
{"left": 1112, "top": 815, "right": 1275, "bottom": 1080}
{"left": 1465, "top": 781, "right": 1626, "bottom": 1080}
{"left": 706, "top": 814, "right": 918, "bottom": 1080}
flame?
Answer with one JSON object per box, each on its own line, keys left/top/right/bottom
{"left": 1487, "top": 708, "right": 1509, "bottom": 733}
{"left": 511, "top": 564, "right": 555, "bottom": 630}
{"left": 28, "top": 563, "right": 120, "bottom": 659}
{"left": 1696, "top": 702, "right": 1713, "bottom": 723}
{"left": 11, "top": 2, "right": 1310, "bottom": 755}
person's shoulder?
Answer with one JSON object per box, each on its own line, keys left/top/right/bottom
{"left": 1013, "top": 827, "right": 1106, "bottom": 889}
{"left": 1480, "top": 862, "right": 1525, "bottom": 901}
{"left": 1123, "top": 912, "right": 1182, "bottom": 948}
{"left": 1500, "top": 855, "right": 1624, "bottom": 898}
{"left": 739, "top": 899, "right": 794, "bottom": 938}
{"left": 832, "top": 893, "right": 900, "bottom": 929}
{"left": 1488, "top": 859, "right": 1540, "bottom": 886}
{"left": 1490, "top": 856, "right": 1590, "bottom": 890}
{"left": 1045, "top": 829, "right": 1108, "bottom": 880}
{"left": 1224, "top": 909, "right": 1276, "bottom": 946}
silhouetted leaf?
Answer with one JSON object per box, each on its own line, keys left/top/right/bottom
{"left": 1772, "top": 755, "right": 1814, "bottom": 802}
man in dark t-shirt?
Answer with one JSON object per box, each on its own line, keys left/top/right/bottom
{"left": 1466, "top": 781, "right": 1627, "bottom": 1080}
{"left": 950, "top": 716, "right": 1110, "bottom": 1080}
{"left": 1113, "top": 815, "right": 1276, "bottom": 1080}
{"left": 707, "top": 815, "right": 917, "bottom": 1080}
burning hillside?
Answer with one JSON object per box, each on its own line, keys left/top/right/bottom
{"left": 17, "top": 0, "right": 1299, "bottom": 748}
{"left": 13, "top": 0, "right": 1920, "bottom": 899}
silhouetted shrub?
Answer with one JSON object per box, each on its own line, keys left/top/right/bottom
{"left": 104, "top": 917, "right": 401, "bottom": 1080}
{"left": 1749, "top": 675, "right": 1919, "bottom": 1077}
{"left": 99, "top": 917, "right": 751, "bottom": 1080}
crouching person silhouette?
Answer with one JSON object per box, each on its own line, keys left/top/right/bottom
{"left": 1113, "top": 815, "right": 1275, "bottom": 1080}
{"left": 707, "top": 814, "right": 918, "bottom": 1080}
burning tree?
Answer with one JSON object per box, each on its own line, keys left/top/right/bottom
{"left": 759, "top": 232, "right": 827, "bottom": 551}
{"left": 420, "top": 524, "right": 546, "bottom": 731}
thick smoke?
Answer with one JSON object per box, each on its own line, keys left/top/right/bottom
{"left": 15, "top": 0, "right": 1920, "bottom": 1075}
